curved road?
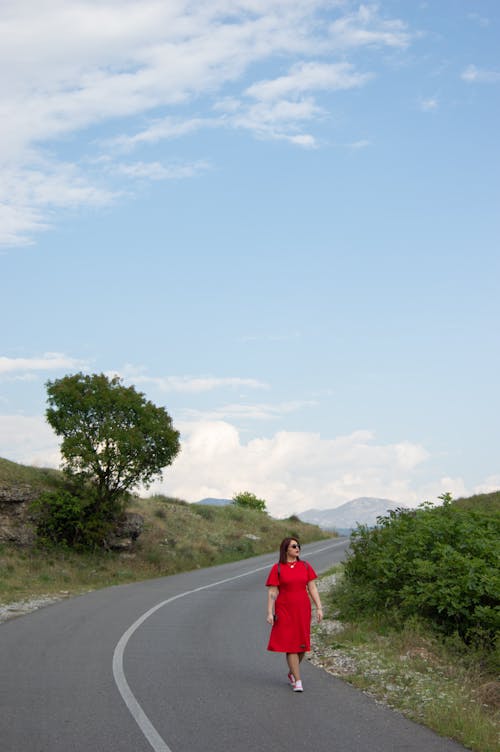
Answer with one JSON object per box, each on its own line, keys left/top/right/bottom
{"left": 1, "top": 539, "right": 467, "bottom": 752}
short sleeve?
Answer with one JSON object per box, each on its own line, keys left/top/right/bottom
{"left": 305, "top": 562, "right": 317, "bottom": 582}
{"left": 265, "top": 563, "right": 279, "bottom": 587}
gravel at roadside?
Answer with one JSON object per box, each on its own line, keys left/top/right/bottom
{"left": 0, "top": 593, "right": 70, "bottom": 623}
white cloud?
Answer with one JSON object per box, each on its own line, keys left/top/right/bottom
{"left": 111, "top": 366, "right": 269, "bottom": 393}
{"left": 0, "top": 160, "right": 118, "bottom": 246}
{"left": 2, "top": 413, "right": 494, "bottom": 518}
{"left": 417, "top": 476, "right": 469, "bottom": 503}
{"left": 461, "top": 65, "right": 500, "bottom": 84}
{"left": 245, "top": 61, "right": 372, "bottom": 101}
{"left": 472, "top": 475, "right": 500, "bottom": 495}
{"left": 419, "top": 97, "right": 438, "bottom": 111}
{"left": 110, "top": 159, "right": 211, "bottom": 181}
{"left": 107, "top": 117, "right": 211, "bottom": 151}
{"left": 348, "top": 139, "right": 370, "bottom": 149}
{"left": 0, "top": 1, "right": 411, "bottom": 246}
{"left": 150, "top": 420, "right": 435, "bottom": 516}
{"left": 227, "top": 97, "right": 324, "bottom": 146}
{"left": 0, "top": 202, "right": 49, "bottom": 248}
{"left": 287, "top": 134, "right": 317, "bottom": 148}
{"left": 0, "top": 415, "right": 60, "bottom": 467}
{"left": 181, "top": 400, "right": 318, "bottom": 421}
{"left": 231, "top": 61, "right": 372, "bottom": 145}
{"left": 0, "top": 352, "right": 87, "bottom": 376}
{"left": 328, "top": 5, "right": 411, "bottom": 50}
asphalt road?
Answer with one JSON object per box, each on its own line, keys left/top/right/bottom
{"left": 1, "top": 539, "right": 468, "bottom": 752}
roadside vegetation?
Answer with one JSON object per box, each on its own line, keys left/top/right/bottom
{"left": 311, "top": 491, "right": 500, "bottom": 752}
{"left": 0, "top": 459, "right": 330, "bottom": 605}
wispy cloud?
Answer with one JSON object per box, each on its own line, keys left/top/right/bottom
{"left": 0, "top": 352, "right": 87, "bottom": 377}
{"left": 109, "top": 159, "right": 212, "bottom": 181}
{"left": 245, "top": 62, "right": 372, "bottom": 101}
{"left": 181, "top": 400, "right": 317, "bottom": 421}
{"left": 328, "top": 5, "right": 411, "bottom": 50}
{"left": 106, "top": 117, "right": 211, "bottom": 152}
{"left": 347, "top": 139, "right": 370, "bottom": 149}
{"left": 226, "top": 97, "right": 323, "bottom": 147}
{"left": 0, "top": 160, "right": 117, "bottom": 246}
{"left": 0, "top": 1, "right": 412, "bottom": 247}
{"left": 419, "top": 96, "right": 439, "bottom": 112}
{"left": 467, "top": 13, "right": 490, "bottom": 28}
{"left": 461, "top": 65, "right": 500, "bottom": 83}
{"left": 111, "top": 366, "right": 269, "bottom": 393}
{"left": 226, "top": 61, "right": 373, "bottom": 145}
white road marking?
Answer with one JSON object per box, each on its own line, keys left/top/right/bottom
{"left": 112, "top": 539, "right": 347, "bottom": 752}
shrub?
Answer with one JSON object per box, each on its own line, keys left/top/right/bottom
{"left": 232, "top": 491, "right": 267, "bottom": 512}
{"left": 31, "top": 489, "right": 114, "bottom": 549}
{"left": 335, "top": 497, "right": 500, "bottom": 646}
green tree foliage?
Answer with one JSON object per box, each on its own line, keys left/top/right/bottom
{"left": 46, "top": 372, "right": 181, "bottom": 511}
{"left": 336, "top": 495, "right": 500, "bottom": 646}
{"left": 232, "top": 491, "right": 267, "bottom": 512}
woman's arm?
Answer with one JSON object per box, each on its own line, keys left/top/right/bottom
{"left": 307, "top": 580, "right": 323, "bottom": 623}
{"left": 266, "top": 586, "right": 279, "bottom": 625}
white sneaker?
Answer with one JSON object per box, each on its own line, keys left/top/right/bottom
{"left": 287, "top": 672, "right": 296, "bottom": 687}
{"left": 293, "top": 680, "right": 303, "bottom": 692}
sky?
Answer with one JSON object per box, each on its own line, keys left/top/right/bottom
{"left": 1, "top": 0, "right": 499, "bottom": 518}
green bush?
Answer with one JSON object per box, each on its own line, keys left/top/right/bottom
{"left": 31, "top": 490, "right": 114, "bottom": 549}
{"left": 335, "top": 497, "right": 500, "bottom": 646}
{"left": 232, "top": 491, "right": 267, "bottom": 512}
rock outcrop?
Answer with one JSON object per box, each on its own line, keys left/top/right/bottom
{"left": 0, "top": 485, "right": 38, "bottom": 545}
{"left": 105, "top": 512, "right": 144, "bottom": 551}
{"left": 0, "top": 485, "right": 144, "bottom": 550}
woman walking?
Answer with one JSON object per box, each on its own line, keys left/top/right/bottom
{"left": 266, "top": 537, "right": 323, "bottom": 692}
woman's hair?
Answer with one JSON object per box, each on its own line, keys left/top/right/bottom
{"left": 279, "top": 537, "right": 301, "bottom": 564}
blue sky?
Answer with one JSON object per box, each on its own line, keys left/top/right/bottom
{"left": 1, "top": 1, "right": 499, "bottom": 517}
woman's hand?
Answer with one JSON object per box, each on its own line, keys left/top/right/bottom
{"left": 266, "top": 585, "right": 278, "bottom": 626}
{"left": 316, "top": 607, "right": 323, "bottom": 623}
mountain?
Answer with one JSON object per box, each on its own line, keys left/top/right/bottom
{"left": 194, "top": 497, "right": 233, "bottom": 506}
{"left": 299, "top": 497, "right": 408, "bottom": 532}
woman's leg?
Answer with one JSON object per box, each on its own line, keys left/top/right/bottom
{"left": 286, "top": 653, "right": 301, "bottom": 681}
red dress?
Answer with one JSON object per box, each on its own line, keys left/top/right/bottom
{"left": 266, "top": 560, "right": 318, "bottom": 653}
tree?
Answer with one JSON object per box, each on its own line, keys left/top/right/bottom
{"left": 46, "top": 373, "right": 180, "bottom": 511}
{"left": 232, "top": 491, "right": 267, "bottom": 512}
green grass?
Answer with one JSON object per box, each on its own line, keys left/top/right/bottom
{"left": 0, "top": 457, "right": 62, "bottom": 490}
{"left": 453, "top": 490, "right": 500, "bottom": 515}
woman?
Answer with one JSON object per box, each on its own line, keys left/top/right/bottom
{"left": 266, "top": 537, "right": 323, "bottom": 692}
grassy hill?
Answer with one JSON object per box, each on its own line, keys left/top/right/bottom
{"left": 0, "top": 457, "right": 62, "bottom": 490}
{"left": 453, "top": 489, "right": 500, "bottom": 514}
{"left": 0, "top": 457, "right": 332, "bottom": 605}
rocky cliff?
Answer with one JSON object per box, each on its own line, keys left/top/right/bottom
{"left": 0, "top": 485, "right": 38, "bottom": 545}
{"left": 0, "top": 485, "right": 143, "bottom": 550}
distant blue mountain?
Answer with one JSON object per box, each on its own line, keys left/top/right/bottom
{"left": 299, "top": 497, "right": 408, "bottom": 531}
{"left": 194, "top": 497, "right": 233, "bottom": 506}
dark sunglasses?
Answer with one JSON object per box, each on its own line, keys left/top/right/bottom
{"left": 289, "top": 543, "right": 301, "bottom": 549}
